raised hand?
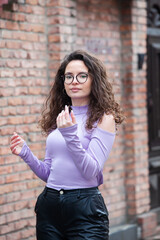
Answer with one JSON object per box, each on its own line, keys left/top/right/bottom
{"left": 56, "top": 105, "right": 76, "bottom": 128}
{"left": 10, "top": 132, "right": 25, "bottom": 155}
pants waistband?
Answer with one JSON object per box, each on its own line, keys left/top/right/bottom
{"left": 45, "top": 186, "right": 99, "bottom": 196}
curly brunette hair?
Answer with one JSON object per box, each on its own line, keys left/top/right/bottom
{"left": 39, "top": 50, "right": 124, "bottom": 135}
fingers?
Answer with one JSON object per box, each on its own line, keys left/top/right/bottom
{"left": 56, "top": 105, "right": 76, "bottom": 128}
{"left": 62, "top": 110, "right": 66, "bottom": 126}
{"left": 11, "top": 132, "right": 23, "bottom": 144}
{"left": 10, "top": 139, "right": 23, "bottom": 150}
{"left": 57, "top": 110, "right": 69, "bottom": 128}
{"left": 71, "top": 110, "right": 76, "bottom": 124}
{"left": 10, "top": 132, "right": 24, "bottom": 155}
{"left": 11, "top": 132, "right": 18, "bottom": 141}
{"left": 65, "top": 105, "right": 70, "bottom": 122}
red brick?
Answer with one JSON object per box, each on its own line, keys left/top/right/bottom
{"left": 12, "top": 163, "right": 28, "bottom": 173}
{"left": 6, "top": 231, "right": 21, "bottom": 240}
{"left": 19, "top": 23, "right": 44, "bottom": 33}
{"left": 0, "top": 215, "right": 7, "bottom": 225}
{"left": 8, "top": 97, "right": 22, "bottom": 106}
{"left": 21, "top": 42, "right": 33, "bottom": 50}
{"left": 15, "top": 125, "right": 30, "bottom": 134}
{"left": 28, "top": 69, "right": 47, "bottom": 77}
{"left": 15, "top": 87, "right": 28, "bottom": 96}
{"left": 38, "top": 0, "right": 45, "bottom": 7}
{"left": 28, "top": 217, "right": 36, "bottom": 227}
{"left": 5, "top": 41, "right": 20, "bottom": 49}
{"left": 5, "top": 21, "right": 19, "bottom": 30}
{"left": 14, "top": 219, "right": 28, "bottom": 230}
{"left": 0, "top": 165, "right": 13, "bottom": 175}
{"left": 5, "top": 192, "right": 21, "bottom": 203}
{"left": 28, "top": 133, "right": 44, "bottom": 142}
{"left": 49, "top": 43, "right": 61, "bottom": 51}
{"left": 25, "top": 14, "right": 45, "bottom": 24}
{"left": 12, "top": 182, "right": 28, "bottom": 192}
{"left": 0, "top": 116, "right": 8, "bottom": 127}
{"left": 14, "top": 200, "right": 29, "bottom": 211}
{"left": 21, "top": 190, "right": 36, "bottom": 200}
{"left": 21, "top": 227, "right": 35, "bottom": 238}
{"left": 12, "top": 13, "right": 26, "bottom": 22}
{"left": 138, "top": 212, "right": 157, "bottom": 238}
{"left": 0, "top": 204, "right": 15, "bottom": 216}
{"left": 2, "top": 107, "right": 15, "bottom": 116}
{"left": 0, "top": 184, "right": 14, "bottom": 195}
{"left": 0, "top": 175, "right": 5, "bottom": 184}
{"left": 48, "top": 35, "right": 61, "bottom": 43}
{"left": 20, "top": 171, "right": 34, "bottom": 180}
{"left": 0, "top": 137, "right": 9, "bottom": 147}
{"left": 18, "top": 5, "right": 33, "bottom": 14}
{"left": 27, "top": 179, "right": 42, "bottom": 189}
{"left": 5, "top": 174, "right": 21, "bottom": 183}
{"left": 33, "top": 42, "right": 46, "bottom": 51}
{"left": 29, "top": 142, "right": 44, "bottom": 151}
{"left": 21, "top": 96, "right": 35, "bottom": 105}
{"left": 8, "top": 116, "right": 24, "bottom": 125}
{"left": 47, "top": 7, "right": 59, "bottom": 16}
{"left": 13, "top": 51, "right": 28, "bottom": 59}
{"left": 0, "top": 70, "right": 14, "bottom": 78}
{"left": 6, "top": 60, "right": 20, "bottom": 68}
{"left": 26, "top": 0, "right": 38, "bottom": 5}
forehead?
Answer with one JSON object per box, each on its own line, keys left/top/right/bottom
{"left": 65, "top": 60, "right": 88, "bottom": 73}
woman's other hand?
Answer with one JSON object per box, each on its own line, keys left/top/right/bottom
{"left": 10, "top": 132, "right": 25, "bottom": 155}
{"left": 56, "top": 105, "right": 76, "bottom": 128}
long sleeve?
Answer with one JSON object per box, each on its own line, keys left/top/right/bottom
{"left": 18, "top": 142, "right": 51, "bottom": 182}
{"left": 58, "top": 124, "right": 115, "bottom": 180}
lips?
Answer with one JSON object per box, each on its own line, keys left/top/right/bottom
{"left": 71, "top": 88, "right": 80, "bottom": 92}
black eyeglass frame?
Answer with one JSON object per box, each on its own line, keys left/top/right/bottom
{"left": 62, "top": 72, "right": 89, "bottom": 85}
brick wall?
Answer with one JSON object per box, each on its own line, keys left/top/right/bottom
{"left": 0, "top": 1, "right": 47, "bottom": 239}
{"left": 121, "top": 0, "right": 150, "bottom": 218}
{"left": 0, "top": 0, "right": 150, "bottom": 238}
{"left": 46, "top": 0, "right": 77, "bottom": 84}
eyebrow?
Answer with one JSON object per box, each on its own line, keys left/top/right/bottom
{"left": 64, "top": 71, "right": 88, "bottom": 75}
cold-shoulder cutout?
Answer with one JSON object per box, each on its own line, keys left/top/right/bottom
{"left": 97, "top": 114, "right": 115, "bottom": 133}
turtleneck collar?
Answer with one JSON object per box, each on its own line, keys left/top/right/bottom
{"left": 71, "top": 105, "right": 88, "bottom": 115}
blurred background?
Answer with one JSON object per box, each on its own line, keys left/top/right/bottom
{"left": 0, "top": 0, "right": 160, "bottom": 239}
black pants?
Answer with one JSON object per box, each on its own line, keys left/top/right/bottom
{"left": 35, "top": 187, "right": 109, "bottom": 240}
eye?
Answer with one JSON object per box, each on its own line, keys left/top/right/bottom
{"left": 65, "top": 75, "right": 73, "bottom": 79}
{"left": 79, "top": 73, "right": 87, "bottom": 78}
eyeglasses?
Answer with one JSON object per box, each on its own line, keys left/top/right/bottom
{"left": 63, "top": 72, "right": 89, "bottom": 85}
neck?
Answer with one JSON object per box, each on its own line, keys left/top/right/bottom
{"left": 71, "top": 98, "right": 89, "bottom": 106}
{"left": 71, "top": 104, "right": 88, "bottom": 115}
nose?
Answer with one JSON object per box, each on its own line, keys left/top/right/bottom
{"left": 72, "top": 75, "right": 78, "bottom": 84}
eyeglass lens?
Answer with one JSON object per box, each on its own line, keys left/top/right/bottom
{"left": 64, "top": 73, "right": 88, "bottom": 84}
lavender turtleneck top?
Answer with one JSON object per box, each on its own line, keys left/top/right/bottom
{"left": 19, "top": 105, "right": 115, "bottom": 190}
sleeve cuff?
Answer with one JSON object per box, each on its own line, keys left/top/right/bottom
{"left": 18, "top": 141, "right": 29, "bottom": 159}
{"left": 58, "top": 124, "right": 78, "bottom": 134}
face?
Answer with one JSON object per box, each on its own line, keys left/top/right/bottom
{"left": 64, "top": 60, "right": 92, "bottom": 106}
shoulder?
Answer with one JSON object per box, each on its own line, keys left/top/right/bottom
{"left": 97, "top": 114, "right": 115, "bottom": 133}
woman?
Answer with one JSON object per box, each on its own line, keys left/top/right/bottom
{"left": 10, "top": 50, "right": 124, "bottom": 240}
